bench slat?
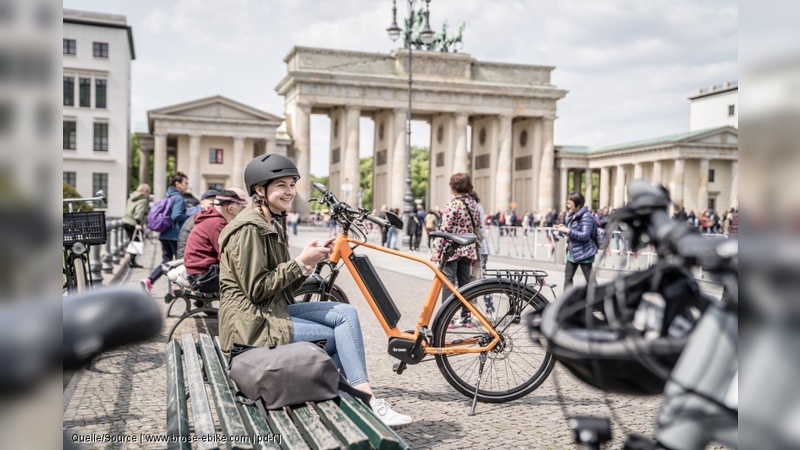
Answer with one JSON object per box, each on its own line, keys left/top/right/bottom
{"left": 314, "top": 400, "right": 370, "bottom": 450}
{"left": 288, "top": 404, "right": 341, "bottom": 450}
{"left": 338, "top": 393, "right": 406, "bottom": 450}
{"left": 180, "top": 334, "right": 220, "bottom": 450}
{"left": 166, "top": 340, "right": 191, "bottom": 450}
{"left": 266, "top": 408, "right": 310, "bottom": 450}
{"left": 198, "top": 334, "right": 252, "bottom": 449}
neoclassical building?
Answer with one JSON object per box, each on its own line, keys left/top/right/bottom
{"left": 556, "top": 126, "right": 738, "bottom": 214}
{"left": 137, "top": 96, "right": 291, "bottom": 199}
{"left": 276, "top": 46, "right": 567, "bottom": 215}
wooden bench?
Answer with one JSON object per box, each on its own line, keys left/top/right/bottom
{"left": 165, "top": 290, "right": 219, "bottom": 342}
{"left": 166, "top": 333, "right": 409, "bottom": 450}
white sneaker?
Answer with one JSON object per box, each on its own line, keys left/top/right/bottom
{"left": 370, "top": 398, "right": 412, "bottom": 430}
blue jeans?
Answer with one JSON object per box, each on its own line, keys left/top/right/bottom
{"left": 288, "top": 302, "right": 369, "bottom": 386}
{"left": 148, "top": 239, "right": 177, "bottom": 283}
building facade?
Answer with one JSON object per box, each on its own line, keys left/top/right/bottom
{"left": 138, "top": 96, "right": 290, "bottom": 199}
{"left": 689, "top": 82, "right": 738, "bottom": 131}
{"left": 63, "top": 9, "right": 135, "bottom": 217}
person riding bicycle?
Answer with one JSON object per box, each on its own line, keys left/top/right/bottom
{"left": 217, "top": 154, "right": 412, "bottom": 429}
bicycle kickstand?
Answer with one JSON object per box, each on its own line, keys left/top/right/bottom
{"left": 468, "top": 352, "right": 488, "bottom": 416}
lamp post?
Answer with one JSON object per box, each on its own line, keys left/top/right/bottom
{"left": 387, "top": 0, "right": 434, "bottom": 232}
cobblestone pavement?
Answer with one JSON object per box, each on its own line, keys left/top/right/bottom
{"left": 63, "top": 227, "right": 721, "bottom": 449}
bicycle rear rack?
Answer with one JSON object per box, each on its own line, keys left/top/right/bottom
{"left": 484, "top": 269, "right": 548, "bottom": 287}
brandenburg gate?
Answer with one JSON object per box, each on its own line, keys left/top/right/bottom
{"left": 276, "top": 46, "right": 567, "bottom": 216}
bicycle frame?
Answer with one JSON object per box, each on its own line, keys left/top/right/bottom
{"left": 327, "top": 232, "right": 501, "bottom": 355}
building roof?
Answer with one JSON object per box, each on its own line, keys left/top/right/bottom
{"left": 589, "top": 127, "right": 735, "bottom": 154}
{"left": 63, "top": 8, "right": 136, "bottom": 60}
{"left": 689, "top": 81, "right": 737, "bottom": 100}
{"left": 147, "top": 95, "right": 283, "bottom": 133}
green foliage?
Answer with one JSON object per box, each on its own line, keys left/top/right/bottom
{"left": 129, "top": 133, "right": 175, "bottom": 191}
{"left": 63, "top": 182, "right": 93, "bottom": 212}
{"left": 360, "top": 156, "right": 373, "bottom": 211}
{"left": 411, "top": 146, "right": 429, "bottom": 206}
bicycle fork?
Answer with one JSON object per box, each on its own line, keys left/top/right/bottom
{"left": 468, "top": 352, "right": 488, "bottom": 416}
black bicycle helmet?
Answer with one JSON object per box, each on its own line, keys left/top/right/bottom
{"left": 537, "top": 263, "right": 709, "bottom": 396}
{"left": 244, "top": 154, "right": 301, "bottom": 196}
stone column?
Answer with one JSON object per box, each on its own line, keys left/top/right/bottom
{"left": 532, "top": 118, "right": 544, "bottom": 211}
{"left": 559, "top": 167, "right": 568, "bottom": 210}
{"left": 730, "top": 161, "right": 738, "bottom": 209}
{"left": 698, "top": 158, "right": 710, "bottom": 211}
{"left": 188, "top": 133, "right": 202, "bottom": 195}
{"left": 231, "top": 136, "right": 246, "bottom": 191}
{"left": 633, "top": 163, "right": 643, "bottom": 180}
{"left": 495, "top": 115, "right": 513, "bottom": 211}
{"left": 138, "top": 148, "right": 150, "bottom": 188}
{"left": 571, "top": 170, "right": 581, "bottom": 194}
{"left": 584, "top": 169, "right": 593, "bottom": 207}
{"left": 344, "top": 106, "right": 361, "bottom": 206}
{"left": 652, "top": 160, "right": 663, "bottom": 186}
{"left": 291, "top": 103, "right": 312, "bottom": 215}
{"left": 153, "top": 133, "right": 167, "bottom": 199}
{"left": 538, "top": 117, "right": 555, "bottom": 211}
{"left": 266, "top": 138, "right": 277, "bottom": 155}
{"left": 614, "top": 165, "right": 626, "bottom": 208}
{"left": 599, "top": 167, "right": 610, "bottom": 209}
{"left": 672, "top": 159, "right": 685, "bottom": 207}
{"left": 452, "top": 113, "right": 469, "bottom": 174}
{"left": 391, "top": 108, "right": 408, "bottom": 209}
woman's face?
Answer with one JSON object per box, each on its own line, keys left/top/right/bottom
{"left": 567, "top": 199, "right": 576, "bottom": 212}
{"left": 265, "top": 176, "right": 296, "bottom": 212}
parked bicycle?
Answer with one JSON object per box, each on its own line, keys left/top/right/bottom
{"left": 536, "top": 180, "right": 738, "bottom": 449}
{"left": 63, "top": 191, "right": 107, "bottom": 294}
{"left": 295, "top": 183, "right": 556, "bottom": 411}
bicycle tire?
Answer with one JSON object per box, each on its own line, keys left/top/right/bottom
{"left": 72, "top": 256, "right": 88, "bottom": 293}
{"left": 293, "top": 283, "right": 350, "bottom": 304}
{"left": 433, "top": 279, "right": 555, "bottom": 403}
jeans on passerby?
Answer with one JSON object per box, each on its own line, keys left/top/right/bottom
{"left": 147, "top": 239, "right": 178, "bottom": 283}
{"left": 288, "top": 301, "right": 369, "bottom": 386}
{"left": 564, "top": 260, "right": 592, "bottom": 292}
{"left": 613, "top": 231, "right": 626, "bottom": 252}
{"left": 290, "top": 221, "right": 298, "bottom": 236}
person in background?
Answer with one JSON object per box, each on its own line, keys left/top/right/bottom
{"left": 218, "top": 154, "right": 412, "bottom": 429}
{"left": 121, "top": 183, "right": 151, "bottom": 268}
{"left": 554, "top": 192, "right": 599, "bottom": 292}
{"left": 142, "top": 172, "right": 189, "bottom": 294}
{"left": 184, "top": 190, "right": 248, "bottom": 293}
{"left": 424, "top": 208, "right": 440, "bottom": 249}
{"left": 177, "top": 189, "right": 219, "bottom": 259}
{"left": 469, "top": 190, "right": 494, "bottom": 318}
{"left": 287, "top": 210, "right": 300, "bottom": 236}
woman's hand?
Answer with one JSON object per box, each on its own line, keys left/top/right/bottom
{"left": 554, "top": 224, "right": 568, "bottom": 233}
{"left": 134, "top": 224, "right": 142, "bottom": 230}
{"left": 431, "top": 252, "right": 441, "bottom": 263}
{"left": 298, "top": 240, "right": 331, "bottom": 267}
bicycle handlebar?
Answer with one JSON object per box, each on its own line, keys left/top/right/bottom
{"left": 63, "top": 190, "right": 107, "bottom": 204}
{"left": 312, "top": 183, "right": 393, "bottom": 229}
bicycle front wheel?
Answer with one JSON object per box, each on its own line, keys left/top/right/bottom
{"left": 293, "top": 283, "right": 350, "bottom": 304}
{"left": 433, "top": 279, "right": 555, "bottom": 403}
{"left": 72, "top": 255, "right": 88, "bottom": 293}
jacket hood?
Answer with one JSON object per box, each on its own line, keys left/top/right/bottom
{"left": 128, "top": 191, "right": 146, "bottom": 201}
{"left": 193, "top": 207, "right": 225, "bottom": 225}
{"left": 218, "top": 207, "right": 277, "bottom": 250}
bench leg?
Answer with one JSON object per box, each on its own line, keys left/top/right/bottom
{"left": 166, "top": 296, "right": 191, "bottom": 318}
{"left": 166, "top": 307, "right": 219, "bottom": 342}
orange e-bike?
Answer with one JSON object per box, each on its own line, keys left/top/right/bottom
{"left": 297, "top": 183, "right": 556, "bottom": 409}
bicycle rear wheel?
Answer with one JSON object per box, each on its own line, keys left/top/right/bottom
{"left": 433, "top": 279, "right": 554, "bottom": 403}
{"left": 293, "top": 283, "right": 350, "bottom": 304}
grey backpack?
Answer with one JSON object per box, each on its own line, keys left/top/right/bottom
{"left": 229, "top": 341, "right": 339, "bottom": 409}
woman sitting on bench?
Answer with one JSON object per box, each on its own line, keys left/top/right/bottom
{"left": 217, "top": 154, "right": 412, "bottom": 430}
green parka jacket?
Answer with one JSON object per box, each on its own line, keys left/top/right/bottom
{"left": 217, "top": 207, "right": 307, "bottom": 357}
{"left": 121, "top": 191, "right": 149, "bottom": 227}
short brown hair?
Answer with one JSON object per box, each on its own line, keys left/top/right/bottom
{"left": 169, "top": 171, "right": 187, "bottom": 187}
{"left": 449, "top": 173, "right": 473, "bottom": 195}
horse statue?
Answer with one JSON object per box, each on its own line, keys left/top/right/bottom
{"left": 441, "top": 22, "right": 465, "bottom": 53}
{"left": 402, "top": 13, "right": 466, "bottom": 53}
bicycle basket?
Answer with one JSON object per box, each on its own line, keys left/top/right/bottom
{"left": 63, "top": 211, "right": 107, "bottom": 246}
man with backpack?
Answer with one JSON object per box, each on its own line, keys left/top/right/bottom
{"left": 142, "top": 171, "right": 190, "bottom": 294}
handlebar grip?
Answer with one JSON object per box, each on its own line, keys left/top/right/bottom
{"left": 312, "top": 182, "right": 327, "bottom": 194}
{"left": 366, "top": 214, "right": 389, "bottom": 228}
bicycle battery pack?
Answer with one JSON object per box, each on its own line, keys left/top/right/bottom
{"left": 349, "top": 254, "right": 401, "bottom": 328}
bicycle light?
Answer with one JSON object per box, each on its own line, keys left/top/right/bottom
{"left": 71, "top": 242, "right": 86, "bottom": 255}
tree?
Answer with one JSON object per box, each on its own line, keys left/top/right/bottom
{"left": 410, "top": 146, "right": 429, "bottom": 206}
{"left": 360, "top": 156, "right": 373, "bottom": 211}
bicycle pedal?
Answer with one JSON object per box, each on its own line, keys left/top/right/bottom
{"left": 392, "top": 362, "right": 406, "bottom": 375}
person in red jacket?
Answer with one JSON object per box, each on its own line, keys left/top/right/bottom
{"left": 184, "top": 190, "right": 247, "bottom": 292}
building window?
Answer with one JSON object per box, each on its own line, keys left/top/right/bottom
{"left": 63, "top": 171, "right": 76, "bottom": 188}
{"left": 707, "top": 197, "right": 716, "bottom": 211}
{"left": 208, "top": 148, "right": 224, "bottom": 164}
{"left": 95, "top": 79, "right": 107, "bottom": 108}
{"left": 708, "top": 168, "right": 715, "bottom": 183}
{"left": 728, "top": 104, "right": 735, "bottom": 116}
{"left": 92, "top": 172, "right": 108, "bottom": 196}
{"left": 63, "top": 120, "right": 76, "bottom": 150}
{"left": 93, "top": 42, "right": 109, "bottom": 57}
{"left": 208, "top": 182, "right": 224, "bottom": 192}
{"left": 63, "top": 39, "right": 76, "bottom": 55}
{"left": 93, "top": 123, "right": 108, "bottom": 151}
{"left": 79, "top": 78, "right": 91, "bottom": 107}
{"left": 63, "top": 76, "right": 74, "bottom": 106}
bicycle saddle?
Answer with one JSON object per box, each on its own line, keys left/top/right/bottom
{"left": 429, "top": 231, "right": 477, "bottom": 246}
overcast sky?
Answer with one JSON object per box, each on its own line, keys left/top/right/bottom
{"left": 64, "top": 0, "right": 737, "bottom": 176}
